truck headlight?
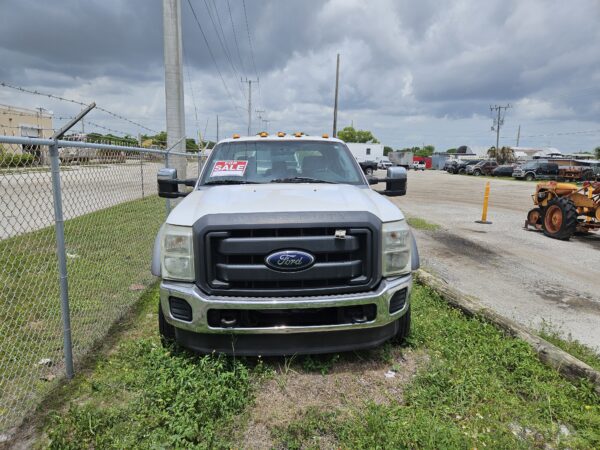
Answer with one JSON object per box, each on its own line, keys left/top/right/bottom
{"left": 382, "top": 220, "right": 411, "bottom": 277}
{"left": 161, "top": 224, "right": 195, "bottom": 281}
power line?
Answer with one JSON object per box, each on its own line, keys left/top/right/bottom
{"left": 226, "top": 0, "right": 246, "bottom": 76}
{"left": 200, "top": 0, "right": 246, "bottom": 100}
{"left": 185, "top": 0, "right": 245, "bottom": 116}
{"left": 0, "top": 81, "right": 159, "bottom": 133}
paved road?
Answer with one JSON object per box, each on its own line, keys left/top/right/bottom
{"left": 387, "top": 170, "right": 600, "bottom": 351}
{"left": 0, "top": 160, "right": 200, "bottom": 240}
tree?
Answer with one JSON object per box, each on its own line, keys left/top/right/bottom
{"left": 446, "top": 148, "right": 457, "bottom": 154}
{"left": 384, "top": 146, "right": 393, "bottom": 156}
{"left": 337, "top": 126, "right": 379, "bottom": 143}
{"left": 487, "top": 146, "right": 516, "bottom": 164}
{"left": 414, "top": 145, "right": 435, "bottom": 157}
{"left": 595, "top": 146, "right": 600, "bottom": 159}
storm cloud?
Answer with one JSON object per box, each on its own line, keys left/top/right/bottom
{"left": 1, "top": 0, "right": 599, "bottom": 151}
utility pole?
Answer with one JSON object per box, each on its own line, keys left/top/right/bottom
{"left": 163, "top": 0, "right": 186, "bottom": 179}
{"left": 516, "top": 124, "right": 521, "bottom": 146}
{"left": 333, "top": 53, "right": 340, "bottom": 137}
{"left": 242, "top": 78, "right": 258, "bottom": 135}
{"left": 255, "top": 109, "right": 265, "bottom": 132}
{"left": 262, "top": 119, "right": 271, "bottom": 133}
{"left": 216, "top": 115, "right": 219, "bottom": 142}
{"left": 490, "top": 104, "right": 511, "bottom": 150}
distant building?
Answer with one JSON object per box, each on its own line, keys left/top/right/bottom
{"left": 0, "top": 104, "right": 53, "bottom": 156}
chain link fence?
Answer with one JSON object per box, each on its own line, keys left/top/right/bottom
{"left": 0, "top": 135, "right": 202, "bottom": 437}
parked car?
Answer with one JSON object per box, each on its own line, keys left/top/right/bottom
{"left": 466, "top": 160, "right": 498, "bottom": 176}
{"left": 378, "top": 159, "right": 393, "bottom": 169}
{"left": 412, "top": 161, "right": 426, "bottom": 171}
{"left": 513, "top": 161, "right": 559, "bottom": 181}
{"left": 153, "top": 133, "right": 418, "bottom": 355}
{"left": 492, "top": 164, "right": 518, "bottom": 177}
{"left": 453, "top": 159, "right": 483, "bottom": 175}
{"left": 359, "top": 160, "right": 379, "bottom": 175}
{"left": 443, "top": 160, "right": 458, "bottom": 173}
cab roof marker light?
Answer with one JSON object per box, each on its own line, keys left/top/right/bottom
{"left": 295, "top": 132, "right": 302, "bottom": 138}
{"left": 277, "top": 131, "right": 286, "bottom": 137}
{"left": 260, "top": 131, "right": 268, "bottom": 137}
{"left": 232, "top": 133, "right": 240, "bottom": 139}
{"left": 322, "top": 133, "right": 329, "bottom": 138}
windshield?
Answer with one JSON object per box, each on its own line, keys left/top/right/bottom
{"left": 199, "top": 140, "right": 365, "bottom": 185}
{"left": 522, "top": 162, "right": 538, "bottom": 170}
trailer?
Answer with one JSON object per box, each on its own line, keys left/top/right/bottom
{"left": 388, "top": 151, "right": 413, "bottom": 169}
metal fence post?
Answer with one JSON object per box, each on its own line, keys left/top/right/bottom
{"left": 140, "top": 153, "right": 145, "bottom": 199}
{"left": 49, "top": 141, "right": 75, "bottom": 379}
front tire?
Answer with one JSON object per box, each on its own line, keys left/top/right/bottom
{"left": 393, "top": 307, "right": 411, "bottom": 343}
{"left": 542, "top": 197, "right": 577, "bottom": 240}
{"left": 159, "top": 303, "right": 176, "bottom": 346}
{"left": 365, "top": 167, "right": 373, "bottom": 176}
{"left": 525, "top": 173, "right": 535, "bottom": 181}
{"left": 474, "top": 170, "right": 481, "bottom": 176}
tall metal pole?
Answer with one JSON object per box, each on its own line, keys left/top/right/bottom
{"left": 163, "top": 0, "right": 186, "bottom": 179}
{"left": 242, "top": 78, "right": 258, "bottom": 136}
{"left": 216, "top": 114, "right": 219, "bottom": 142}
{"left": 495, "top": 107, "right": 501, "bottom": 150}
{"left": 49, "top": 142, "right": 74, "bottom": 379}
{"left": 516, "top": 124, "right": 521, "bottom": 147}
{"left": 333, "top": 53, "right": 340, "bottom": 137}
{"left": 248, "top": 80, "right": 252, "bottom": 135}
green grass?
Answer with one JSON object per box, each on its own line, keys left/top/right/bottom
{"left": 41, "top": 286, "right": 265, "bottom": 449}
{"left": 0, "top": 195, "right": 164, "bottom": 432}
{"left": 273, "top": 285, "right": 600, "bottom": 449}
{"left": 407, "top": 216, "right": 441, "bottom": 231}
{"left": 539, "top": 323, "right": 600, "bottom": 372}
{"left": 39, "top": 284, "right": 600, "bottom": 449}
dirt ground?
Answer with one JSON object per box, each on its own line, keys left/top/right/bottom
{"left": 387, "top": 170, "right": 600, "bottom": 351}
{"left": 239, "top": 348, "right": 427, "bottom": 449}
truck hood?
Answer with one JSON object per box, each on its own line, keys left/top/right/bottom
{"left": 167, "top": 184, "right": 405, "bottom": 227}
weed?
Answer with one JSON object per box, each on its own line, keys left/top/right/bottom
{"left": 406, "top": 217, "right": 441, "bottom": 231}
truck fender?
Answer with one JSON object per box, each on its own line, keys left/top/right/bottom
{"left": 411, "top": 231, "right": 420, "bottom": 271}
{"left": 151, "top": 224, "right": 165, "bottom": 277}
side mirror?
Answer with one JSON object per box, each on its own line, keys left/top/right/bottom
{"left": 157, "top": 168, "right": 196, "bottom": 198}
{"left": 366, "top": 175, "right": 379, "bottom": 185}
{"left": 383, "top": 166, "right": 407, "bottom": 196}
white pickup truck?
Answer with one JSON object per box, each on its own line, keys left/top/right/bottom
{"left": 152, "top": 133, "right": 418, "bottom": 355}
{"left": 412, "top": 161, "right": 426, "bottom": 171}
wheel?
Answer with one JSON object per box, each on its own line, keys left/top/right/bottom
{"left": 474, "top": 170, "right": 482, "bottom": 176}
{"left": 527, "top": 208, "right": 543, "bottom": 227}
{"left": 365, "top": 167, "right": 373, "bottom": 176}
{"left": 158, "top": 303, "right": 176, "bottom": 346}
{"left": 393, "top": 307, "right": 411, "bottom": 343}
{"left": 525, "top": 173, "right": 535, "bottom": 181}
{"left": 542, "top": 197, "right": 577, "bottom": 240}
{"left": 458, "top": 168, "right": 466, "bottom": 174}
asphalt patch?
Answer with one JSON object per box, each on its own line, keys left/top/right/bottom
{"left": 430, "top": 230, "right": 500, "bottom": 265}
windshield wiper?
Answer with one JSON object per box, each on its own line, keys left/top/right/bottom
{"left": 269, "top": 177, "right": 336, "bottom": 184}
{"left": 204, "top": 179, "right": 259, "bottom": 185}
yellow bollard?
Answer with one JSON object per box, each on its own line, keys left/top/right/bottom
{"left": 475, "top": 181, "right": 492, "bottom": 224}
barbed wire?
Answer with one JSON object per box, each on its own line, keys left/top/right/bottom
{"left": 0, "top": 81, "right": 159, "bottom": 134}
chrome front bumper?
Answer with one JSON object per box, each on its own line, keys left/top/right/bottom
{"left": 160, "top": 274, "right": 412, "bottom": 335}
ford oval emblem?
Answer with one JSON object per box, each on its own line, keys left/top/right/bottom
{"left": 265, "top": 250, "right": 315, "bottom": 272}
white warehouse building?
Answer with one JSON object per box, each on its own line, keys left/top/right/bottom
{"left": 345, "top": 143, "right": 384, "bottom": 162}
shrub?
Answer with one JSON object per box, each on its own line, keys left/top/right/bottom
{"left": 0, "top": 150, "right": 36, "bottom": 168}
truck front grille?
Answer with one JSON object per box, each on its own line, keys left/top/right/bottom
{"left": 198, "top": 226, "right": 377, "bottom": 297}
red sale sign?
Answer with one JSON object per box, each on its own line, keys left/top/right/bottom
{"left": 210, "top": 160, "right": 248, "bottom": 177}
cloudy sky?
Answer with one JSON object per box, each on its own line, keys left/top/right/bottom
{"left": 1, "top": 0, "right": 599, "bottom": 152}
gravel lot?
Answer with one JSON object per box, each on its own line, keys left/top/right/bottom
{"left": 387, "top": 170, "right": 600, "bottom": 351}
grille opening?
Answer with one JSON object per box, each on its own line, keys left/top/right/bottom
{"left": 207, "top": 304, "right": 377, "bottom": 328}
{"left": 389, "top": 288, "right": 407, "bottom": 314}
{"left": 202, "top": 225, "right": 375, "bottom": 296}
{"left": 169, "top": 296, "right": 193, "bottom": 322}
